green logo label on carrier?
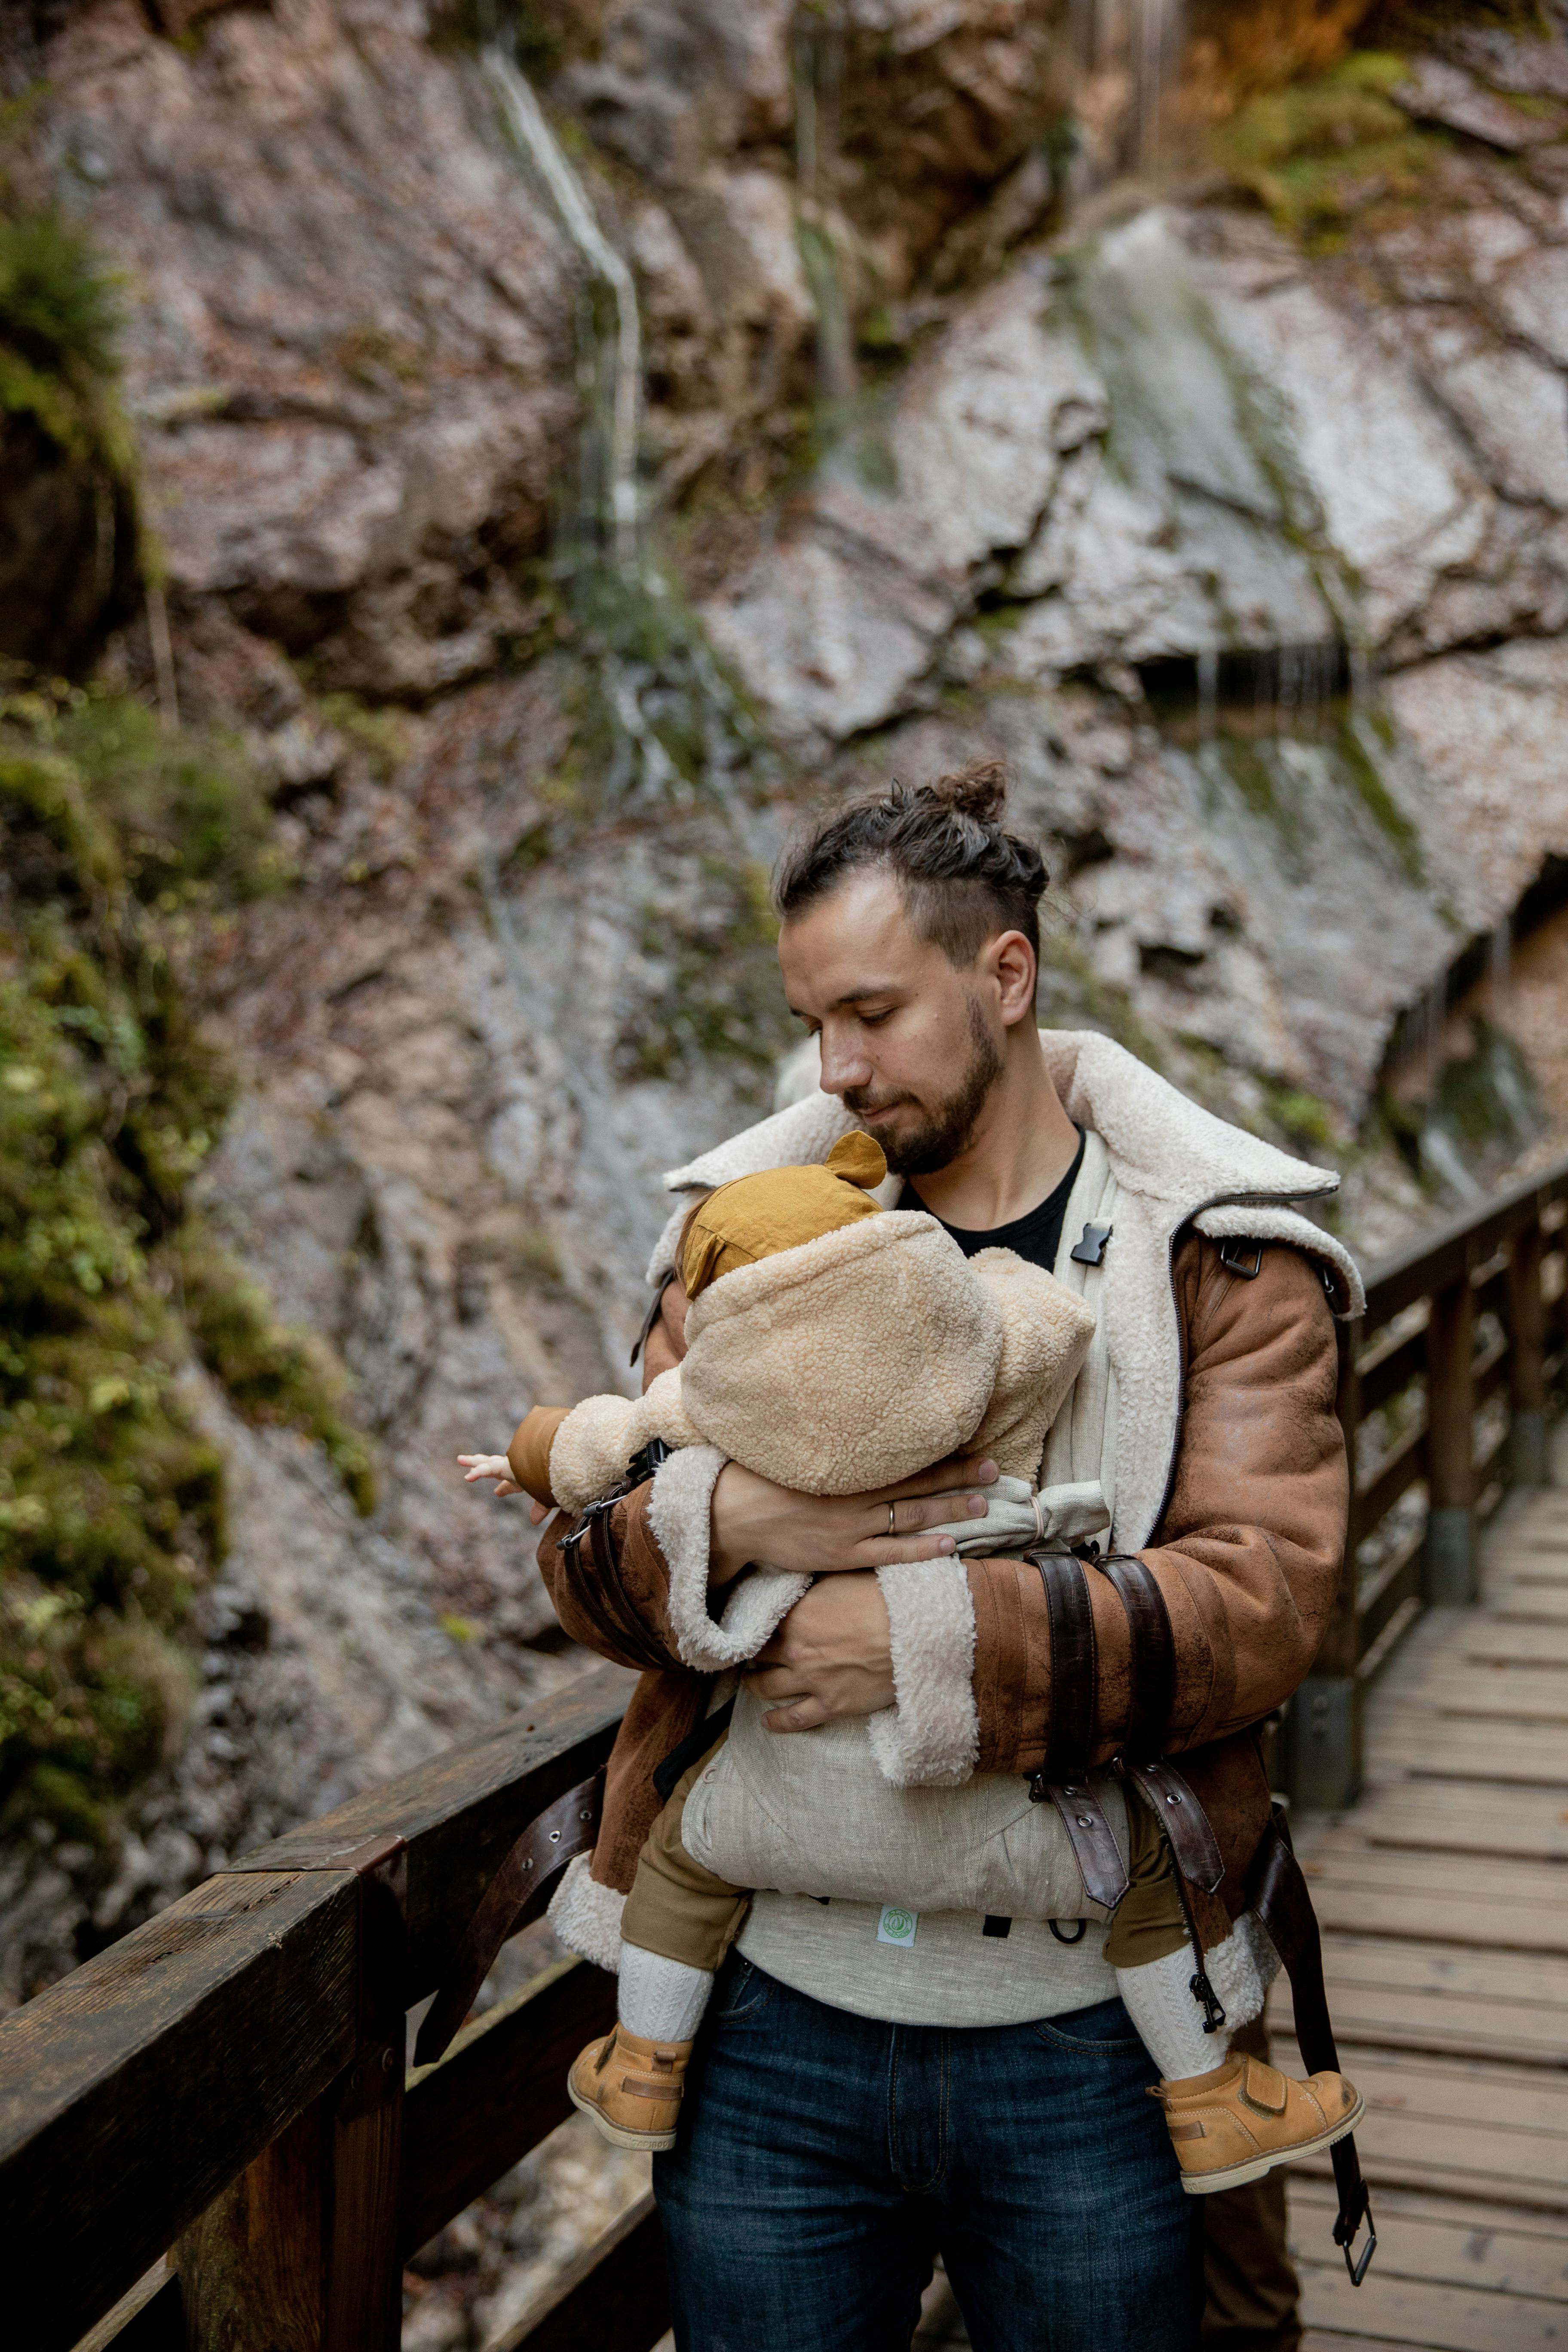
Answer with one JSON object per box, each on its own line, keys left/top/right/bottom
{"left": 877, "top": 1905, "right": 918, "bottom": 1948}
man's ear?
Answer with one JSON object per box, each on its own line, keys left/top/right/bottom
{"left": 988, "top": 928, "right": 1038, "bottom": 1026}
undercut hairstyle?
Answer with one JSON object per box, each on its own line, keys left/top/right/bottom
{"left": 772, "top": 760, "right": 1049, "bottom": 967}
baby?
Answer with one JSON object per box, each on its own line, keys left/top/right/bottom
{"left": 464, "top": 1133, "right": 1360, "bottom": 2195}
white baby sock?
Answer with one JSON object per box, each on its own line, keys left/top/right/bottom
{"left": 617, "top": 1941, "right": 714, "bottom": 2044}
{"left": 1116, "top": 1948, "right": 1233, "bottom": 2085}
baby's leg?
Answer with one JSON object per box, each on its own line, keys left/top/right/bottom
{"left": 618, "top": 1732, "right": 750, "bottom": 2040}
{"left": 1103, "top": 1792, "right": 1226, "bottom": 2083}
{"left": 1108, "top": 1795, "right": 1361, "bottom": 2196}
{"left": 568, "top": 1729, "right": 747, "bottom": 2152}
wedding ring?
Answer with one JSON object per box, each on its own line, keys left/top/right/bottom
{"left": 887, "top": 1501, "right": 897, "bottom": 1538}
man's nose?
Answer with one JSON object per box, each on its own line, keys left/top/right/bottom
{"left": 817, "top": 1032, "right": 873, "bottom": 1097}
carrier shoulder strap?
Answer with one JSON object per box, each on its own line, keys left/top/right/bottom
{"left": 1250, "top": 1804, "right": 1377, "bottom": 2285}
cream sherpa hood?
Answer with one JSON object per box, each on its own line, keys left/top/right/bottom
{"left": 681, "top": 1213, "right": 1094, "bottom": 1495}
{"left": 545, "top": 1210, "right": 1097, "bottom": 1512}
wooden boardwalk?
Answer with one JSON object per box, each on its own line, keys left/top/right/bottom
{"left": 1280, "top": 1443, "right": 1568, "bottom": 2352}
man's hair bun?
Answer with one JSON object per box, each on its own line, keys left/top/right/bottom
{"left": 772, "top": 756, "right": 1048, "bottom": 969}
{"left": 922, "top": 760, "right": 1008, "bottom": 825}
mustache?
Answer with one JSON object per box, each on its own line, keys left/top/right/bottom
{"left": 842, "top": 1086, "right": 917, "bottom": 1117}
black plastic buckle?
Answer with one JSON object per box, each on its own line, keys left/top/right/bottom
{"left": 624, "top": 1436, "right": 672, "bottom": 1487}
{"left": 1335, "top": 2188, "right": 1377, "bottom": 2287}
{"left": 560, "top": 1440, "right": 672, "bottom": 1571}
{"left": 1070, "top": 1221, "right": 1113, "bottom": 1266}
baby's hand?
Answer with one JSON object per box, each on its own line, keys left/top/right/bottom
{"left": 459, "top": 1452, "right": 522, "bottom": 1497}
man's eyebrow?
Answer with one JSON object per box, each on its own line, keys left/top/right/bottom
{"left": 787, "top": 984, "right": 902, "bottom": 1017}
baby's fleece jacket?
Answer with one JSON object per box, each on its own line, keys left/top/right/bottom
{"left": 508, "top": 1207, "right": 1098, "bottom": 1513}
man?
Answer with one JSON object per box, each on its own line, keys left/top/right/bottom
{"left": 539, "top": 762, "right": 1354, "bottom": 2350}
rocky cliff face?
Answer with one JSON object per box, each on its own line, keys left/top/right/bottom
{"left": 9, "top": 0, "right": 1568, "bottom": 2165}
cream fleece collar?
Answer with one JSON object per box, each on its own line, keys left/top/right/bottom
{"left": 652, "top": 1029, "right": 1362, "bottom": 1555}
{"left": 655, "top": 1030, "right": 1357, "bottom": 1298}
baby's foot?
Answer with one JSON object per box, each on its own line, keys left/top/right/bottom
{"left": 1152, "top": 2054, "right": 1363, "bottom": 2194}
{"left": 567, "top": 2023, "right": 693, "bottom": 2153}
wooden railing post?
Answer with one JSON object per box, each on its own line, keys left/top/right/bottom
{"left": 1508, "top": 1218, "right": 1549, "bottom": 1488}
{"left": 1288, "top": 1311, "right": 1364, "bottom": 1809}
{"left": 177, "top": 1853, "right": 407, "bottom": 2352}
{"left": 1425, "top": 1271, "right": 1477, "bottom": 1605}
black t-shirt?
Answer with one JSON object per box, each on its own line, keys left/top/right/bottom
{"left": 895, "top": 1127, "right": 1086, "bottom": 1274}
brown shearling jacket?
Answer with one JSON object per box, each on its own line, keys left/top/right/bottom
{"left": 536, "top": 1227, "right": 1348, "bottom": 1954}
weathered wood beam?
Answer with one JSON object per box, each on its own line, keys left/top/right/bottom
{"left": 1426, "top": 1274, "right": 1477, "bottom": 1606}
{"left": 230, "top": 1665, "right": 633, "bottom": 2000}
{"left": 6, "top": 1666, "right": 634, "bottom": 2352}
{"left": 401, "top": 1952, "right": 616, "bottom": 2259}
{"left": 3, "top": 1870, "right": 358, "bottom": 2352}
{"left": 1361, "top": 1162, "right": 1568, "bottom": 1328}
{"left": 1509, "top": 1219, "right": 1549, "bottom": 1485}
{"left": 69, "top": 2266, "right": 183, "bottom": 2352}
{"left": 177, "top": 2014, "right": 406, "bottom": 2352}
{"left": 490, "top": 2193, "right": 669, "bottom": 2352}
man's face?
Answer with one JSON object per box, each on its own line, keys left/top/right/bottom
{"left": 777, "top": 870, "right": 1007, "bottom": 1177}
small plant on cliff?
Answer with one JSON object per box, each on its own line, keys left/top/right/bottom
{"left": 0, "top": 681, "right": 371, "bottom": 1845}
{"left": 0, "top": 210, "right": 131, "bottom": 475}
{"left": 1214, "top": 52, "right": 1449, "bottom": 248}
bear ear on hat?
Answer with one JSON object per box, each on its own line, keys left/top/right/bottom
{"left": 826, "top": 1130, "right": 888, "bottom": 1191}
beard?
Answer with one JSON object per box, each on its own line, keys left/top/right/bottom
{"left": 844, "top": 997, "right": 1004, "bottom": 1178}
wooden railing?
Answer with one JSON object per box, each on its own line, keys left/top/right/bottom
{"left": 3, "top": 1663, "right": 655, "bottom": 2352}
{"left": 1284, "top": 1152, "right": 1568, "bottom": 1810}
{"left": 9, "top": 1154, "right": 1568, "bottom": 2349}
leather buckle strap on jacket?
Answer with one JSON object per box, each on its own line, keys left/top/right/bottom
{"left": 1025, "top": 1549, "right": 1224, "bottom": 1910}
{"left": 1250, "top": 1803, "right": 1377, "bottom": 2285}
{"left": 1093, "top": 1553, "right": 1224, "bottom": 1896}
{"left": 1025, "top": 1550, "right": 1130, "bottom": 1909}
{"left": 413, "top": 1767, "right": 606, "bottom": 2068}
{"left": 556, "top": 1442, "right": 675, "bottom": 1678}
{"left": 1097, "top": 1552, "right": 1175, "bottom": 1764}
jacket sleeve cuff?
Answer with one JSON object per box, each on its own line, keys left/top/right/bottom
{"left": 867, "top": 1559, "right": 979, "bottom": 1788}
{"left": 646, "top": 1443, "right": 808, "bottom": 1671}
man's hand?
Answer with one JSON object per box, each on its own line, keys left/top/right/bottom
{"left": 747, "top": 1573, "right": 895, "bottom": 1731}
{"left": 708, "top": 1452, "right": 998, "bottom": 1589}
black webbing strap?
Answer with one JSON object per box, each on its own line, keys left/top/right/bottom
{"left": 652, "top": 1697, "right": 735, "bottom": 1804}
{"left": 1250, "top": 1805, "right": 1376, "bottom": 2285}
{"left": 1097, "top": 1553, "right": 1175, "bottom": 1764}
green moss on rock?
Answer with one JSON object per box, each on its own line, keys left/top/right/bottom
{"left": 0, "top": 680, "right": 370, "bottom": 1843}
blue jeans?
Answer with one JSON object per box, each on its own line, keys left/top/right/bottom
{"left": 654, "top": 1957, "right": 1199, "bottom": 2352}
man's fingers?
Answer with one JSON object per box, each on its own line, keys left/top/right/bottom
{"left": 864, "top": 1489, "right": 991, "bottom": 1539}
{"left": 860, "top": 1532, "right": 969, "bottom": 1566}
{"left": 761, "top": 1697, "right": 828, "bottom": 1733}
{"left": 866, "top": 1454, "right": 998, "bottom": 1504}
{"left": 747, "top": 1657, "right": 802, "bottom": 1691}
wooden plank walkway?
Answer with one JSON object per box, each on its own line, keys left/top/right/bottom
{"left": 1280, "top": 1448, "right": 1568, "bottom": 2352}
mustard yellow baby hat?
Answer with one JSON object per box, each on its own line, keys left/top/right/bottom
{"left": 681, "top": 1130, "right": 887, "bottom": 1300}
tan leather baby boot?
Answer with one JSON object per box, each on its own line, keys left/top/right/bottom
{"left": 567, "top": 2024, "right": 693, "bottom": 2152}
{"left": 1153, "top": 2052, "right": 1364, "bottom": 2193}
